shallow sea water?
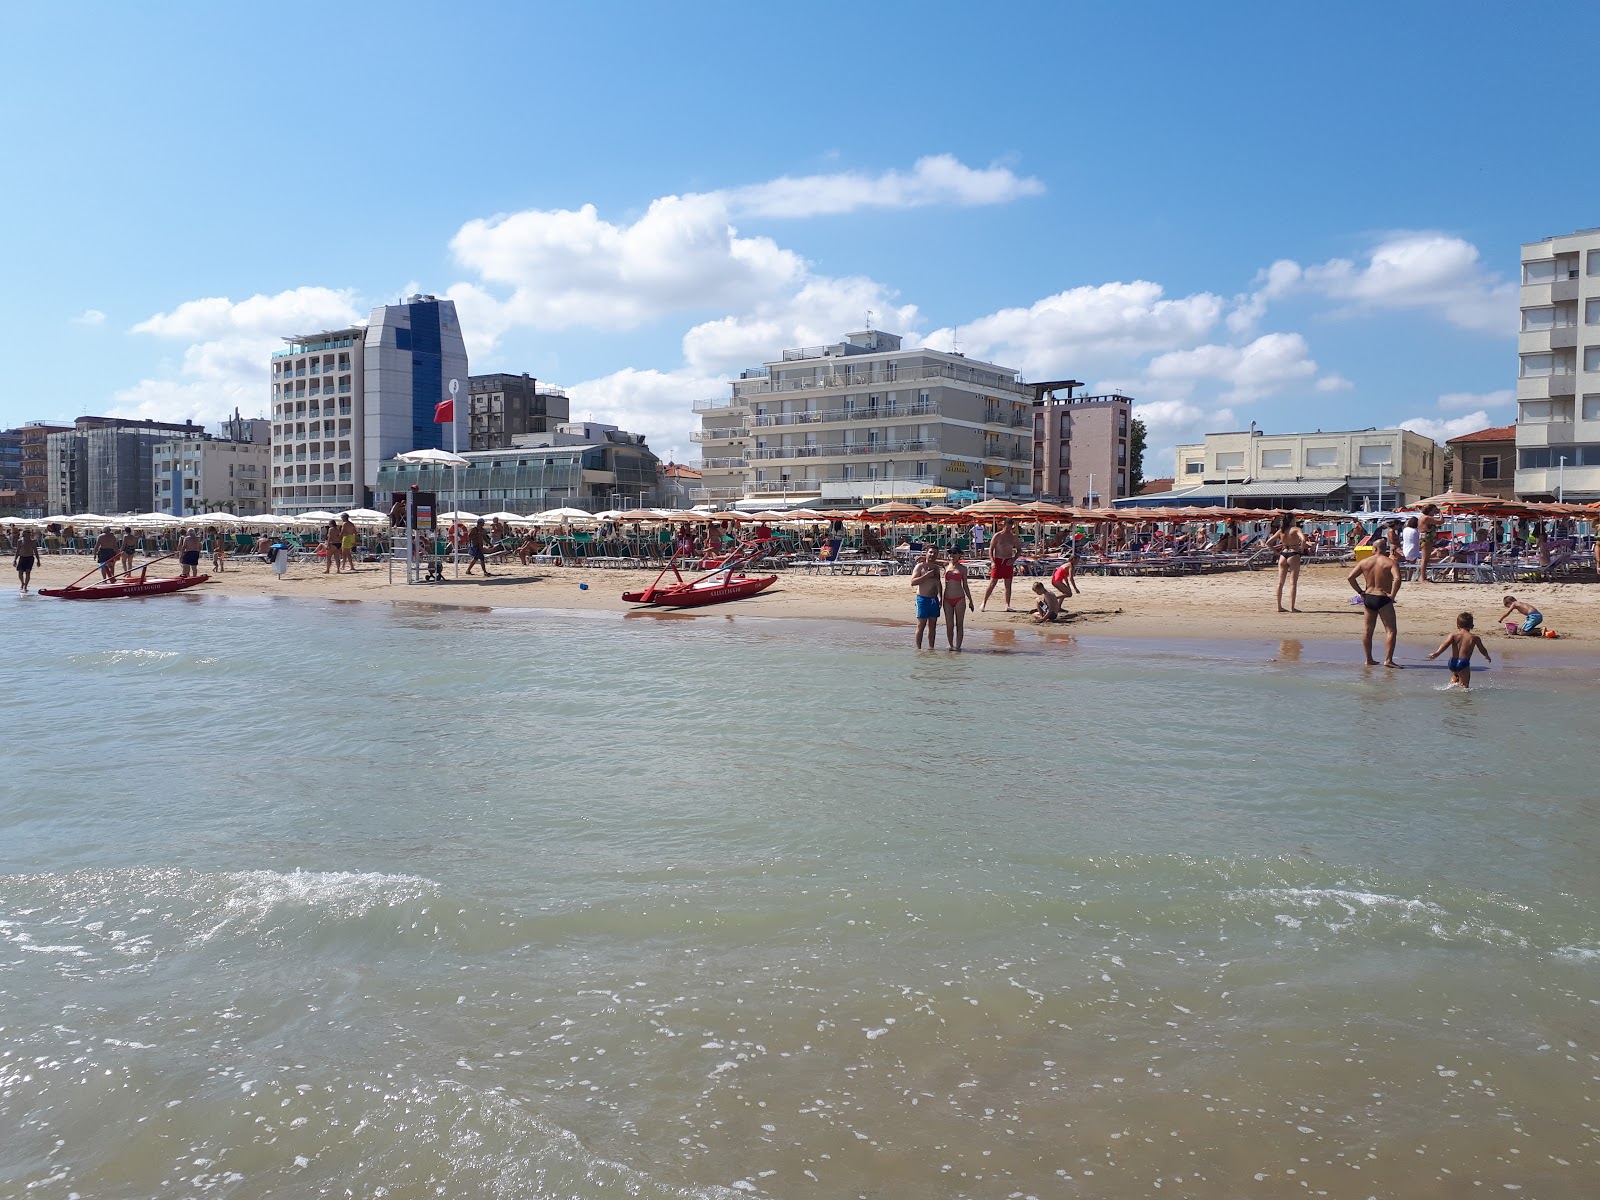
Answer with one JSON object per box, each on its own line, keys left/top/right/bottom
{"left": 2, "top": 593, "right": 1597, "bottom": 1198}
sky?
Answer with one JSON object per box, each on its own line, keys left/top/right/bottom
{"left": 2, "top": 0, "right": 1593, "bottom": 476}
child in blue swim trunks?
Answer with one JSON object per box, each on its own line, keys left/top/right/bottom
{"left": 1499, "top": 595, "right": 1543, "bottom": 635}
{"left": 1428, "top": 611, "right": 1491, "bottom": 688}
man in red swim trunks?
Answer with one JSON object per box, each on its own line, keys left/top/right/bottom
{"left": 981, "top": 520, "right": 1021, "bottom": 611}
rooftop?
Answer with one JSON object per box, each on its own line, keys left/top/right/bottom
{"left": 1445, "top": 424, "right": 1516, "bottom": 445}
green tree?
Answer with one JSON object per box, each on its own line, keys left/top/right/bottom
{"left": 1127, "top": 417, "right": 1147, "bottom": 496}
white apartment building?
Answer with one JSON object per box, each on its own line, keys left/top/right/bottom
{"left": 691, "top": 330, "right": 1032, "bottom": 509}
{"left": 1157, "top": 427, "right": 1442, "bottom": 510}
{"left": 1517, "top": 228, "right": 1600, "bottom": 500}
{"left": 270, "top": 326, "right": 364, "bottom": 515}
{"left": 269, "top": 296, "right": 469, "bottom": 515}
{"left": 153, "top": 436, "right": 272, "bottom": 516}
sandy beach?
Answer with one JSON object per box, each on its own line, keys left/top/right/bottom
{"left": 22, "top": 552, "right": 1600, "bottom": 648}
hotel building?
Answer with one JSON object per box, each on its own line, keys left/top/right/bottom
{"left": 1139, "top": 427, "right": 1443, "bottom": 510}
{"left": 1029, "top": 382, "right": 1135, "bottom": 506}
{"left": 270, "top": 295, "right": 469, "bottom": 515}
{"left": 1516, "top": 228, "right": 1600, "bottom": 501}
{"left": 691, "top": 330, "right": 1033, "bottom": 509}
{"left": 45, "top": 417, "right": 203, "bottom": 515}
{"left": 153, "top": 434, "right": 272, "bottom": 516}
{"left": 468, "top": 373, "right": 571, "bottom": 450}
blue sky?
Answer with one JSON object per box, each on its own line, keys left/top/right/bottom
{"left": 2, "top": 1, "right": 1589, "bottom": 473}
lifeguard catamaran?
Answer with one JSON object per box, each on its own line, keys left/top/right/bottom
{"left": 621, "top": 545, "right": 777, "bottom": 608}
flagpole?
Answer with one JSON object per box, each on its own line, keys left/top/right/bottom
{"left": 450, "top": 378, "right": 461, "bottom": 579}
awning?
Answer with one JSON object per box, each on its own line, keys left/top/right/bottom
{"left": 1224, "top": 479, "right": 1346, "bottom": 499}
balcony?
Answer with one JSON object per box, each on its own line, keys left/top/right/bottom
{"left": 689, "top": 485, "right": 744, "bottom": 501}
{"left": 691, "top": 397, "right": 749, "bottom": 414}
{"left": 748, "top": 400, "right": 940, "bottom": 428}
{"left": 690, "top": 427, "right": 750, "bottom": 443}
{"left": 758, "top": 363, "right": 1030, "bottom": 399}
{"left": 748, "top": 439, "right": 940, "bottom": 461}
{"left": 700, "top": 456, "right": 748, "bottom": 470}
{"left": 741, "top": 479, "right": 823, "bottom": 496}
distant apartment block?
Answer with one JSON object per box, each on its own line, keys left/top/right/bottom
{"left": 0, "top": 427, "right": 22, "bottom": 511}
{"left": 692, "top": 330, "right": 1032, "bottom": 509}
{"left": 1030, "top": 382, "right": 1134, "bottom": 506}
{"left": 45, "top": 416, "right": 204, "bottom": 515}
{"left": 468, "top": 373, "right": 571, "bottom": 450}
{"left": 1153, "top": 427, "right": 1443, "bottom": 510}
{"left": 1517, "top": 229, "right": 1600, "bottom": 500}
{"left": 270, "top": 295, "right": 469, "bottom": 515}
{"left": 153, "top": 435, "right": 273, "bottom": 516}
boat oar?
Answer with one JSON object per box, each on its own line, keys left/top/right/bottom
{"left": 55, "top": 549, "right": 178, "bottom": 591}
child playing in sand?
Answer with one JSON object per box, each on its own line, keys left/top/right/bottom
{"left": 1498, "top": 595, "right": 1543, "bottom": 636}
{"left": 1030, "top": 581, "right": 1062, "bottom": 623}
{"left": 1427, "top": 611, "right": 1491, "bottom": 688}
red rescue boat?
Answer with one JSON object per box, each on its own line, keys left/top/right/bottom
{"left": 622, "top": 547, "right": 777, "bottom": 608}
{"left": 40, "top": 553, "right": 211, "bottom": 600}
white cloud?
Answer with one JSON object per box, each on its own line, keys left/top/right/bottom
{"left": 1247, "top": 233, "right": 1516, "bottom": 335}
{"left": 1399, "top": 411, "right": 1495, "bottom": 442}
{"left": 681, "top": 276, "right": 918, "bottom": 374}
{"left": 1315, "top": 373, "right": 1354, "bottom": 392}
{"left": 112, "top": 287, "right": 363, "bottom": 427}
{"left": 563, "top": 367, "right": 727, "bottom": 465}
{"left": 1141, "top": 332, "right": 1322, "bottom": 403}
{"left": 71, "top": 308, "right": 106, "bottom": 326}
{"left": 926, "top": 281, "right": 1227, "bottom": 379}
{"left": 1437, "top": 387, "right": 1513, "bottom": 412}
{"left": 718, "top": 154, "right": 1044, "bottom": 219}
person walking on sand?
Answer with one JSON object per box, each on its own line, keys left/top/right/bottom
{"left": 1416, "top": 504, "right": 1442, "bottom": 584}
{"left": 1428, "top": 611, "right": 1491, "bottom": 688}
{"left": 210, "top": 527, "right": 227, "bottom": 573}
{"left": 94, "top": 527, "right": 119, "bottom": 583}
{"left": 119, "top": 526, "right": 139, "bottom": 575}
{"left": 339, "top": 514, "right": 358, "bottom": 571}
{"left": 465, "top": 518, "right": 494, "bottom": 576}
{"left": 14, "top": 529, "right": 38, "bottom": 593}
{"left": 910, "top": 545, "right": 943, "bottom": 649}
{"left": 981, "top": 520, "right": 1021, "bottom": 611}
{"left": 322, "top": 520, "right": 341, "bottom": 575}
{"left": 1347, "top": 537, "right": 1403, "bottom": 668}
{"left": 1267, "top": 513, "right": 1307, "bottom": 612}
{"left": 941, "top": 548, "right": 976, "bottom": 651}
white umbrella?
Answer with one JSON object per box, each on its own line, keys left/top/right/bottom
{"left": 481, "top": 510, "right": 527, "bottom": 523}
{"left": 342, "top": 507, "right": 389, "bottom": 523}
{"left": 185, "top": 512, "right": 244, "bottom": 524}
{"left": 299, "top": 511, "right": 340, "bottom": 522}
{"left": 534, "top": 507, "right": 596, "bottom": 522}
{"left": 438, "top": 510, "right": 479, "bottom": 522}
{"left": 395, "top": 447, "right": 469, "bottom": 467}
{"left": 592, "top": 509, "right": 627, "bottom": 521}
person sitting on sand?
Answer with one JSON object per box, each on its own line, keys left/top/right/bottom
{"left": 1428, "top": 611, "right": 1490, "bottom": 688}
{"left": 1030, "top": 581, "right": 1062, "bottom": 623}
{"left": 1498, "top": 595, "right": 1543, "bottom": 636}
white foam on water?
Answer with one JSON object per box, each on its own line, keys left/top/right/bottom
{"left": 1553, "top": 945, "right": 1600, "bottom": 962}
{"left": 191, "top": 868, "right": 439, "bottom": 945}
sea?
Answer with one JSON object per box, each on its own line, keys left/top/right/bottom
{"left": 2, "top": 593, "right": 1597, "bottom": 1199}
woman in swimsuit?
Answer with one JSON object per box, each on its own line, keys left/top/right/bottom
{"left": 941, "top": 550, "right": 976, "bottom": 652}
{"left": 1267, "top": 513, "right": 1306, "bottom": 613}
{"left": 1049, "top": 537, "right": 1080, "bottom": 600}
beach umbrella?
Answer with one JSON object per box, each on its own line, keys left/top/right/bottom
{"left": 342, "top": 507, "right": 390, "bottom": 523}
{"left": 534, "top": 507, "right": 596, "bottom": 522}
{"left": 864, "top": 501, "right": 924, "bottom": 517}
{"left": 480, "top": 510, "right": 526, "bottom": 523}
{"left": 437, "top": 511, "right": 479, "bottom": 522}
{"left": 617, "top": 509, "right": 668, "bottom": 522}
{"left": 300, "top": 510, "right": 340, "bottom": 522}
{"left": 395, "top": 447, "right": 469, "bottom": 467}
{"left": 958, "top": 498, "right": 1027, "bottom": 518}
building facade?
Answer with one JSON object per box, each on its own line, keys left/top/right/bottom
{"left": 153, "top": 436, "right": 273, "bottom": 516}
{"left": 1148, "top": 427, "right": 1443, "bottom": 510}
{"left": 373, "top": 426, "right": 661, "bottom": 515}
{"left": 1445, "top": 424, "right": 1516, "bottom": 500}
{"left": 270, "top": 296, "right": 470, "bottom": 516}
{"left": 45, "top": 417, "right": 202, "bottom": 515}
{"left": 1516, "top": 228, "right": 1600, "bottom": 500}
{"left": 0, "top": 427, "right": 21, "bottom": 511}
{"left": 691, "top": 330, "right": 1032, "bottom": 509}
{"left": 1029, "top": 382, "right": 1134, "bottom": 506}
{"left": 468, "top": 373, "right": 571, "bottom": 450}
{"left": 20, "top": 423, "right": 70, "bottom": 516}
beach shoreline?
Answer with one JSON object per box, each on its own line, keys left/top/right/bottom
{"left": 18, "top": 553, "right": 1600, "bottom": 654}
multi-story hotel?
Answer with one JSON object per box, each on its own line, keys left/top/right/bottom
{"left": 45, "top": 416, "right": 204, "bottom": 515}
{"left": 1030, "top": 382, "right": 1135, "bottom": 506}
{"left": 153, "top": 433, "right": 272, "bottom": 516}
{"left": 691, "top": 330, "right": 1033, "bottom": 509}
{"left": 1516, "top": 228, "right": 1600, "bottom": 501}
{"left": 468, "top": 373, "right": 571, "bottom": 450}
{"left": 1138, "top": 426, "right": 1443, "bottom": 510}
{"left": 270, "top": 295, "right": 469, "bottom": 516}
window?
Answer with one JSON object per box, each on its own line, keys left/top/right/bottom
{"left": 1184, "top": 461, "right": 1203, "bottom": 474}
{"left": 1215, "top": 450, "right": 1245, "bottom": 470}
{"left": 1521, "top": 353, "right": 1555, "bottom": 377}
{"left": 1586, "top": 347, "right": 1600, "bottom": 373}
{"left": 1524, "top": 259, "right": 1557, "bottom": 284}
{"left": 1260, "top": 448, "right": 1291, "bottom": 469}
{"left": 1479, "top": 455, "right": 1500, "bottom": 481}
{"left": 1305, "top": 446, "right": 1337, "bottom": 468}
{"left": 1589, "top": 250, "right": 1600, "bottom": 277}
{"left": 1520, "top": 400, "right": 1551, "bottom": 422}
{"left": 1358, "top": 445, "right": 1393, "bottom": 467}
{"left": 1583, "top": 395, "right": 1600, "bottom": 421}
{"left": 1523, "top": 306, "right": 1555, "bottom": 331}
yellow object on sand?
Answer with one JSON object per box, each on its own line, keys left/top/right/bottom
{"left": 1353, "top": 545, "right": 1374, "bottom": 562}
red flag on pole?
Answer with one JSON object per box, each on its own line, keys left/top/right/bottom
{"left": 433, "top": 398, "right": 454, "bottom": 424}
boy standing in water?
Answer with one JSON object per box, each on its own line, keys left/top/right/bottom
{"left": 1428, "top": 612, "right": 1491, "bottom": 688}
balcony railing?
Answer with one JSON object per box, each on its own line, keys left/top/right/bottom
{"left": 748, "top": 439, "right": 940, "bottom": 460}
{"left": 748, "top": 400, "right": 941, "bottom": 427}
{"left": 688, "top": 486, "right": 744, "bottom": 501}
{"left": 691, "top": 397, "right": 749, "bottom": 414}
{"left": 700, "top": 457, "right": 748, "bottom": 469}
{"left": 752, "top": 363, "right": 1030, "bottom": 399}
{"left": 742, "top": 479, "right": 823, "bottom": 495}
{"left": 690, "top": 427, "right": 749, "bottom": 443}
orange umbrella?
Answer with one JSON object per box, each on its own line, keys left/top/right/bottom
{"left": 958, "top": 498, "right": 1027, "bottom": 518}
{"left": 864, "top": 501, "right": 925, "bottom": 517}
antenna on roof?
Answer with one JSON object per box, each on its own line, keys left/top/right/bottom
{"left": 865, "top": 309, "right": 874, "bottom": 331}
{"left": 951, "top": 327, "right": 962, "bottom": 354}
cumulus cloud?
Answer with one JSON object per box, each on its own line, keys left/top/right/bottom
{"left": 1399, "top": 411, "right": 1495, "bottom": 442}
{"left": 563, "top": 367, "right": 727, "bottom": 464}
{"left": 682, "top": 276, "right": 918, "bottom": 374}
{"left": 1238, "top": 233, "right": 1516, "bottom": 335}
{"left": 1437, "top": 387, "right": 1513, "bottom": 412}
{"left": 112, "top": 287, "right": 362, "bottom": 427}
{"left": 717, "top": 154, "right": 1044, "bottom": 219}
{"left": 71, "top": 308, "right": 106, "bottom": 326}
{"left": 1314, "top": 373, "right": 1354, "bottom": 392}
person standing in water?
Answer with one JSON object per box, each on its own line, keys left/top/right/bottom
{"left": 1347, "top": 537, "right": 1403, "bottom": 668}
{"left": 1428, "top": 611, "right": 1490, "bottom": 688}
{"left": 94, "top": 527, "right": 120, "bottom": 582}
{"left": 14, "top": 528, "right": 38, "bottom": 593}
{"left": 941, "top": 548, "right": 976, "bottom": 651}
{"left": 910, "top": 546, "right": 943, "bottom": 650}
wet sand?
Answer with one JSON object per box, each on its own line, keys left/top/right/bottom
{"left": 20, "top": 553, "right": 1600, "bottom": 649}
